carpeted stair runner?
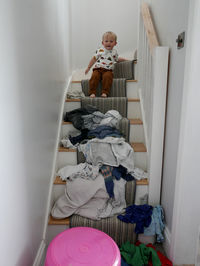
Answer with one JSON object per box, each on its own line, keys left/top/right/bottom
{"left": 113, "top": 60, "right": 136, "bottom": 79}
{"left": 81, "top": 78, "right": 126, "bottom": 97}
{"left": 81, "top": 97, "right": 127, "bottom": 117}
{"left": 70, "top": 59, "right": 137, "bottom": 245}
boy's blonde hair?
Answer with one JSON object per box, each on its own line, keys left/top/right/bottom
{"left": 102, "top": 31, "right": 117, "bottom": 41}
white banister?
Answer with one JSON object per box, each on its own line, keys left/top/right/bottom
{"left": 148, "top": 47, "right": 169, "bottom": 205}
{"left": 138, "top": 2, "right": 169, "bottom": 205}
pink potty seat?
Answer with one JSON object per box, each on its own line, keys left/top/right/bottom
{"left": 45, "top": 227, "right": 121, "bottom": 266}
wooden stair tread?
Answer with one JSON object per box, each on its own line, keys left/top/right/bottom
{"left": 71, "top": 79, "right": 137, "bottom": 84}
{"left": 130, "top": 142, "right": 147, "bottom": 152}
{"left": 59, "top": 142, "right": 146, "bottom": 153}
{"left": 62, "top": 118, "right": 143, "bottom": 125}
{"left": 59, "top": 146, "right": 76, "bottom": 152}
{"left": 48, "top": 215, "right": 70, "bottom": 225}
{"left": 65, "top": 98, "right": 140, "bottom": 102}
{"left": 129, "top": 118, "right": 143, "bottom": 125}
{"left": 54, "top": 176, "right": 148, "bottom": 186}
{"left": 66, "top": 98, "right": 81, "bottom": 102}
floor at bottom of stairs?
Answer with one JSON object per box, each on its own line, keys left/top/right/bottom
{"left": 40, "top": 236, "right": 166, "bottom": 265}
{"left": 40, "top": 247, "right": 47, "bottom": 266}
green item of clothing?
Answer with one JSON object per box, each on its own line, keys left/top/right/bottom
{"left": 120, "top": 241, "right": 161, "bottom": 266}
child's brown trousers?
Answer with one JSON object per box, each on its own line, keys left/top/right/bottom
{"left": 89, "top": 68, "right": 113, "bottom": 96}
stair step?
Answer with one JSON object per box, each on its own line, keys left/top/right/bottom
{"left": 57, "top": 145, "right": 147, "bottom": 171}
{"left": 64, "top": 99, "right": 142, "bottom": 120}
{"left": 65, "top": 98, "right": 140, "bottom": 102}
{"left": 48, "top": 215, "right": 70, "bottom": 225}
{"left": 61, "top": 118, "right": 144, "bottom": 143}
{"left": 71, "top": 79, "right": 138, "bottom": 84}
{"left": 54, "top": 176, "right": 148, "bottom": 186}
{"left": 58, "top": 142, "right": 146, "bottom": 153}
{"left": 70, "top": 78, "right": 139, "bottom": 98}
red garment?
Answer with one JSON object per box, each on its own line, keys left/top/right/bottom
{"left": 135, "top": 241, "right": 173, "bottom": 266}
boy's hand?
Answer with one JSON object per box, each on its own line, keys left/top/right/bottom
{"left": 85, "top": 67, "right": 90, "bottom": 75}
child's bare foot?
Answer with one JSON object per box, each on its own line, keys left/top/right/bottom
{"left": 101, "top": 93, "right": 107, "bottom": 98}
{"left": 90, "top": 94, "right": 96, "bottom": 98}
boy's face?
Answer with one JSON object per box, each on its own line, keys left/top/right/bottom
{"left": 102, "top": 35, "right": 117, "bottom": 50}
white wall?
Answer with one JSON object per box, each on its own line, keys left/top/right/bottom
{"left": 143, "top": 0, "right": 200, "bottom": 264}
{"left": 0, "top": 0, "right": 71, "bottom": 265}
{"left": 170, "top": 1, "right": 200, "bottom": 263}
{"left": 145, "top": 0, "right": 189, "bottom": 233}
{"left": 70, "top": 0, "right": 139, "bottom": 70}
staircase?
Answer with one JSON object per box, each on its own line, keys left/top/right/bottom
{"left": 45, "top": 2, "right": 169, "bottom": 248}
{"left": 45, "top": 60, "right": 149, "bottom": 246}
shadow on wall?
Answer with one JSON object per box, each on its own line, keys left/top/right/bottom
{"left": 5, "top": 0, "right": 67, "bottom": 265}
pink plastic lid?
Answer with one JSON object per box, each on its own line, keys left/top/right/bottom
{"left": 45, "top": 227, "right": 121, "bottom": 266}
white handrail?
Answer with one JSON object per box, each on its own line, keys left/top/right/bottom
{"left": 138, "top": 2, "right": 169, "bottom": 205}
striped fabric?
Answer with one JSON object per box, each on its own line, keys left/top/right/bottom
{"left": 81, "top": 97, "right": 127, "bottom": 117}
{"left": 70, "top": 59, "right": 137, "bottom": 246}
{"left": 70, "top": 180, "right": 137, "bottom": 246}
{"left": 118, "top": 117, "right": 130, "bottom": 142}
{"left": 77, "top": 150, "right": 85, "bottom": 164}
{"left": 113, "top": 60, "right": 135, "bottom": 79}
{"left": 81, "top": 78, "right": 126, "bottom": 97}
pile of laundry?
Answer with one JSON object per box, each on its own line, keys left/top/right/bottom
{"left": 118, "top": 205, "right": 165, "bottom": 243}
{"left": 120, "top": 241, "right": 172, "bottom": 266}
{"left": 51, "top": 106, "right": 148, "bottom": 220}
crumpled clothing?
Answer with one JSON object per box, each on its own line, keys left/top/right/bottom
{"left": 82, "top": 110, "right": 122, "bottom": 130}
{"left": 130, "top": 167, "right": 148, "bottom": 180}
{"left": 61, "top": 137, "right": 77, "bottom": 149}
{"left": 78, "top": 137, "right": 134, "bottom": 173}
{"left": 144, "top": 205, "right": 165, "bottom": 243}
{"left": 100, "top": 165, "right": 114, "bottom": 198}
{"left": 120, "top": 241, "right": 161, "bottom": 266}
{"left": 64, "top": 105, "right": 98, "bottom": 130}
{"left": 61, "top": 130, "right": 82, "bottom": 148}
{"left": 145, "top": 243, "right": 173, "bottom": 266}
{"left": 98, "top": 179, "right": 126, "bottom": 218}
{"left": 51, "top": 174, "right": 109, "bottom": 220}
{"left": 57, "top": 163, "right": 99, "bottom": 181}
{"left": 87, "top": 125, "right": 122, "bottom": 139}
{"left": 112, "top": 165, "right": 135, "bottom": 181}
{"left": 82, "top": 111, "right": 104, "bottom": 129}
{"left": 117, "top": 204, "right": 153, "bottom": 234}
{"left": 66, "top": 125, "right": 122, "bottom": 147}
{"left": 51, "top": 175, "right": 126, "bottom": 220}
{"left": 100, "top": 110, "right": 122, "bottom": 127}
{"left": 100, "top": 165, "right": 114, "bottom": 179}
{"left": 69, "top": 129, "right": 89, "bottom": 145}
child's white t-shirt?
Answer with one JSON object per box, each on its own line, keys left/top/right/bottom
{"left": 94, "top": 47, "right": 118, "bottom": 70}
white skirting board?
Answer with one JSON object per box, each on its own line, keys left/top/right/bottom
{"left": 163, "top": 226, "right": 171, "bottom": 260}
{"left": 33, "top": 240, "right": 46, "bottom": 266}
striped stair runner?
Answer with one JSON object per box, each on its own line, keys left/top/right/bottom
{"left": 70, "top": 60, "right": 138, "bottom": 244}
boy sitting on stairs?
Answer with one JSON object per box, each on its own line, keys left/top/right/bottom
{"left": 85, "top": 31, "right": 127, "bottom": 98}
